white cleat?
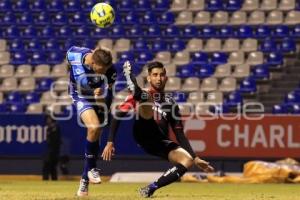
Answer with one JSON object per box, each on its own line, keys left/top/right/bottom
{"left": 77, "top": 179, "right": 89, "bottom": 197}
{"left": 88, "top": 168, "right": 102, "bottom": 184}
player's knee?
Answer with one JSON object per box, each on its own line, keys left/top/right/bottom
{"left": 87, "top": 127, "right": 101, "bottom": 137}
{"left": 183, "top": 157, "right": 194, "bottom": 169}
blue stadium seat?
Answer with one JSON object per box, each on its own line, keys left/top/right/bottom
{"left": 45, "top": 39, "right": 60, "bottom": 51}
{"left": 154, "top": 0, "right": 170, "bottom": 11}
{"left": 210, "top": 105, "right": 230, "bottom": 114}
{"left": 236, "top": 25, "right": 253, "bottom": 38}
{"left": 211, "top": 52, "right": 228, "bottom": 65}
{"left": 224, "top": 0, "right": 242, "bottom": 11}
{"left": 37, "top": 78, "right": 53, "bottom": 92}
{"left": 267, "top": 52, "right": 283, "bottom": 66}
{"left": 255, "top": 26, "right": 271, "bottom": 38}
{"left": 23, "top": 26, "right": 38, "bottom": 39}
{"left": 146, "top": 25, "right": 161, "bottom": 38}
{"left": 219, "top": 26, "right": 234, "bottom": 38}
{"left": 165, "top": 25, "right": 180, "bottom": 38}
{"left": 52, "top": 12, "right": 68, "bottom": 25}
{"left": 136, "top": 51, "right": 153, "bottom": 65}
{"left": 135, "top": 0, "right": 151, "bottom": 11}
{"left": 160, "top": 11, "right": 175, "bottom": 25}
{"left": 6, "top": 92, "right": 23, "bottom": 103}
{"left": 281, "top": 38, "right": 296, "bottom": 53}
{"left": 93, "top": 27, "right": 109, "bottom": 39}
{"left": 35, "top": 12, "right": 51, "bottom": 25}
{"left": 10, "top": 39, "right": 25, "bottom": 51}
{"left": 11, "top": 51, "right": 27, "bottom": 65}
{"left": 252, "top": 65, "right": 269, "bottom": 80}
{"left": 48, "top": 0, "right": 64, "bottom": 12}
{"left": 134, "top": 39, "right": 149, "bottom": 52}
{"left": 198, "top": 65, "right": 214, "bottom": 78}
{"left": 41, "top": 25, "right": 55, "bottom": 38}
{"left": 177, "top": 64, "right": 195, "bottom": 78}
{"left": 142, "top": 11, "right": 157, "bottom": 25}
{"left": 0, "top": 0, "right": 12, "bottom": 12}
{"left": 14, "top": 0, "right": 29, "bottom": 12}
{"left": 260, "top": 38, "right": 277, "bottom": 52}
{"left": 70, "top": 12, "right": 86, "bottom": 25}
{"left": 31, "top": 52, "right": 45, "bottom": 65}
{"left": 152, "top": 38, "right": 168, "bottom": 52}
{"left": 48, "top": 52, "right": 64, "bottom": 64}
{"left": 206, "top": 0, "right": 223, "bottom": 11}
{"left": 64, "top": 38, "right": 77, "bottom": 49}
{"left": 24, "top": 92, "right": 40, "bottom": 104}
{"left": 28, "top": 39, "right": 42, "bottom": 52}
{"left": 5, "top": 25, "right": 20, "bottom": 39}
{"left": 65, "top": 0, "right": 80, "bottom": 12}
{"left": 118, "top": 0, "right": 133, "bottom": 11}
{"left": 30, "top": 0, "right": 46, "bottom": 12}
{"left": 1, "top": 12, "right": 16, "bottom": 25}
{"left": 124, "top": 11, "right": 139, "bottom": 24}
{"left": 83, "top": 0, "right": 97, "bottom": 11}
{"left": 173, "top": 92, "right": 187, "bottom": 103}
{"left": 201, "top": 26, "right": 217, "bottom": 38}
{"left": 290, "top": 104, "right": 300, "bottom": 114}
{"left": 182, "top": 26, "right": 198, "bottom": 38}
{"left": 274, "top": 25, "right": 290, "bottom": 38}
{"left": 128, "top": 25, "right": 144, "bottom": 38}
{"left": 58, "top": 26, "right": 73, "bottom": 39}
{"left": 19, "top": 12, "right": 34, "bottom": 25}
{"left": 81, "top": 39, "right": 95, "bottom": 49}
{"left": 285, "top": 91, "right": 300, "bottom": 104}
{"left": 170, "top": 39, "right": 185, "bottom": 52}
{"left": 10, "top": 104, "right": 27, "bottom": 113}
{"left": 239, "top": 77, "right": 257, "bottom": 93}
{"left": 119, "top": 51, "right": 135, "bottom": 62}
{"left": 191, "top": 52, "right": 209, "bottom": 65}
{"left": 75, "top": 26, "right": 90, "bottom": 38}
{"left": 291, "top": 25, "right": 300, "bottom": 38}
{"left": 111, "top": 25, "right": 126, "bottom": 38}
{"left": 272, "top": 104, "right": 287, "bottom": 114}
{"left": 224, "top": 91, "right": 242, "bottom": 107}
{"left": 0, "top": 104, "right": 8, "bottom": 113}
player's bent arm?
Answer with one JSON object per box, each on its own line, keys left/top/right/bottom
{"left": 170, "top": 104, "right": 196, "bottom": 159}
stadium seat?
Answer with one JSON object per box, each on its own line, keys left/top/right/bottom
{"left": 155, "top": 51, "right": 172, "bottom": 64}
{"left": 198, "top": 65, "right": 214, "bottom": 78}
{"left": 223, "top": 39, "right": 239, "bottom": 52}
{"left": 248, "top": 10, "right": 265, "bottom": 25}
{"left": 118, "top": 51, "right": 135, "bottom": 62}
{"left": 154, "top": 0, "right": 170, "bottom": 11}
{"left": 70, "top": 12, "right": 86, "bottom": 25}
{"left": 52, "top": 12, "right": 68, "bottom": 25}
{"left": 219, "top": 26, "right": 234, "bottom": 38}
{"left": 211, "top": 52, "right": 228, "bottom": 65}
{"left": 219, "top": 77, "right": 237, "bottom": 92}
{"left": 285, "top": 11, "right": 300, "bottom": 25}
{"left": 1, "top": 12, "right": 16, "bottom": 25}
{"left": 23, "top": 26, "right": 38, "bottom": 39}
{"left": 11, "top": 51, "right": 27, "bottom": 65}
{"left": 9, "top": 104, "right": 27, "bottom": 113}
{"left": 281, "top": 38, "right": 296, "bottom": 52}
{"left": 0, "top": 52, "right": 10, "bottom": 65}
{"left": 173, "top": 51, "right": 190, "bottom": 65}
{"left": 128, "top": 25, "right": 144, "bottom": 38}
{"left": 33, "top": 64, "right": 50, "bottom": 78}
{"left": 111, "top": 25, "right": 126, "bottom": 38}
{"left": 204, "top": 39, "right": 221, "bottom": 52}
{"left": 0, "top": 0, "right": 12, "bottom": 12}
{"left": 41, "top": 25, "right": 55, "bottom": 38}
{"left": 0, "top": 65, "right": 14, "bottom": 78}
{"left": 206, "top": 0, "right": 223, "bottom": 11}
{"left": 45, "top": 39, "right": 60, "bottom": 52}
{"left": 212, "top": 11, "right": 229, "bottom": 25}
{"left": 171, "top": 0, "right": 188, "bottom": 11}
{"left": 124, "top": 11, "right": 139, "bottom": 24}
{"left": 224, "top": 0, "right": 242, "bottom": 11}
{"left": 51, "top": 64, "right": 68, "bottom": 78}
{"left": 292, "top": 25, "right": 300, "bottom": 38}
{"left": 160, "top": 11, "right": 175, "bottom": 24}
{"left": 75, "top": 26, "right": 90, "bottom": 38}
{"left": 191, "top": 52, "right": 208, "bottom": 64}
{"left": 10, "top": 39, "right": 24, "bottom": 51}
{"left": 230, "top": 11, "right": 247, "bottom": 25}
{"left": 142, "top": 11, "right": 157, "bottom": 25}
{"left": 170, "top": 39, "right": 186, "bottom": 52}
{"left": 188, "top": 91, "right": 204, "bottom": 103}
{"left": 228, "top": 51, "right": 245, "bottom": 65}
{"left": 30, "top": 0, "right": 46, "bottom": 12}
{"left": 175, "top": 11, "right": 193, "bottom": 25}
{"left": 173, "top": 92, "right": 188, "bottom": 103}
{"left": 118, "top": 0, "right": 133, "bottom": 11}
{"left": 134, "top": 39, "right": 149, "bottom": 52}
{"left": 232, "top": 64, "right": 250, "bottom": 78}
{"left": 290, "top": 104, "right": 300, "bottom": 114}
{"left": 285, "top": 91, "right": 300, "bottom": 104}
{"left": 65, "top": 0, "right": 80, "bottom": 12}
{"left": 0, "top": 77, "right": 17, "bottom": 92}
{"left": 279, "top": 0, "right": 296, "bottom": 11}
{"left": 188, "top": 0, "right": 204, "bottom": 11}
{"left": 135, "top": 0, "right": 151, "bottom": 11}
{"left": 260, "top": 38, "right": 276, "bottom": 52}
{"left": 267, "top": 52, "right": 283, "bottom": 66}
{"left": 165, "top": 25, "right": 180, "bottom": 38}
{"left": 255, "top": 25, "right": 271, "bottom": 38}
{"left": 136, "top": 51, "right": 154, "bottom": 65}
{"left": 146, "top": 25, "right": 161, "bottom": 38}
{"left": 53, "top": 77, "right": 69, "bottom": 92}
{"left": 246, "top": 52, "right": 264, "bottom": 65}
{"left": 200, "top": 26, "right": 217, "bottom": 38}
{"left": 18, "top": 77, "right": 36, "bottom": 92}
{"left": 5, "top": 25, "right": 20, "bottom": 39}
{"left": 152, "top": 39, "right": 168, "bottom": 52}
{"left": 31, "top": 52, "right": 45, "bottom": 65}
{"left": 27, "top": 39, "right": 42, "bottom": 52}
{"left": 266, "top": 10, "right": 283, "bottom": 25}
{"left": 242, "top": 0, "right": 259, "bottom": 11}
{"left": 206, "top": 91, "right": 223, "bottom": 104}
{"left": 252, "top": 65, "right": 270, "bottom": 80}
{"left": 37, "top": 78, "right": 53, "bottom": 92}
{"left": 260, "top": 0, "right": 277, "bottom": 11}
{"left": 273, "top": 25, "right": 290, "bottom": 38}
{"left": 48, "top": 52, "right": 64, "bottom": 65}
{"left": 236, "top": 25, "right": 253, "bottom": 38}
{"left": 26, "top": 103, "right": 44, "bottom": 114}
{"left": 82, "top": 0, "right": 97, "bottom": 11}
{"left": 19, "top": 12, "right": 33, "bottom": 25}
{"left": 201, "top": 77, "right": 217, "bottom": 92}
{"left": 47, "top": 0, "right": 64, "bottom": 12}
{"left": 185, "top": 39, "right": 203, "bottom": 52}
{"left": 6, "top": 92, "right": 23, "bottom": 103}
{"left": 213, "top": 64, "right": 231, "bottom": 78}
{"left": 164, "top": 77, "right": 181, "bottom": 91}
{"left": 194, "top": 11, "right": 210, "bottom": 25}
{"left": 14, "top": 0, "right": 29, "bottom": 12}
{"left": 0, "top": 39, "right": 6, "bottom": 51}
{"left": 58, "top": 26, "right": 73, "bottom": 39}
{"left": 34, "top": 11, "right": 50, "bottom": 25}
{"left": 15, "top": 64, "right": 32, "bottom": 78}
{"left": 239, "top": 77, "right": 257, "bottom": 93}
{"left": 182, "top": 77, "right": 200, "bottom": 92}
{"left": 224, "top": 91, "right": 243, "bottom": 107}
{"left": 241, "top": 38, "right": 258, "bottom": 52}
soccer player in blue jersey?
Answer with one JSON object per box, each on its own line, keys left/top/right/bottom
{"left": 66, "top": 46, "right": 117, "bottom": 196}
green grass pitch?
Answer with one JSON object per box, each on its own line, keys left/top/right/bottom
{"left": 0, "top": 180, "right": 299, "bottom": 200}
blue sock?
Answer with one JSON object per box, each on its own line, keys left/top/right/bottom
{"left": 82, "top": 140, "right": 99, "bottom": 180}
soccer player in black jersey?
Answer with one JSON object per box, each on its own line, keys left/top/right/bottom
{"left": 102, "top": 61, "right": 214, "bottom": 198}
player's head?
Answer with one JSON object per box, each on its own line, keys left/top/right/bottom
{"left": 146, "top": 61, "right": 168, "bottom": 91}
{"left": 90, "top": 48, "right": 113, "bottom": 74}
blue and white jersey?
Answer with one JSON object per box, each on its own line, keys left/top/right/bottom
{"left": 66, "top": 46, "right": 117, "bottom": 99}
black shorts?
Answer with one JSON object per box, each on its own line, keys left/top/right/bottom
{"left": 133, "top": 117, "right": 179, "bottom": 160}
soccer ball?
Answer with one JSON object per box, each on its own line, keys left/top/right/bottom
{"left": 90, "top": 3, "right": 115, "bottom": 28}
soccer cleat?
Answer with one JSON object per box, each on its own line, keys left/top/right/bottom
{"left": 77, "top": 179, "right": 89, "bottom": 197}
{"left": 88, "top": 168, "right": 102, "bottom": 184}
{"left": 139, "top": 184, "right": 157, "bottom": 198}
{"left": 123, "top": 61, "right": 136, "bottom": 92}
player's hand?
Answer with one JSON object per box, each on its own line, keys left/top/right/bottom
{"left": 194, "top": 157, "right": 214, "bottom": 173}
{"left": 101, "top": 142, "right": 115, "bottom": 161}
{"left": 94, "top": 88, "right": 102, "bottom": 96}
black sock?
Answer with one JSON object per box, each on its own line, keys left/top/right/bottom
{"left": 154, "top": 163, "right": 187, "bottom": 189}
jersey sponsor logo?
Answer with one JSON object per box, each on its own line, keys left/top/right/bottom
{"left": 75, "top": 68, "right": 84, "bottom": 75}
{"left": 76, "top": 101, "right": 84, "bottom": 110}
